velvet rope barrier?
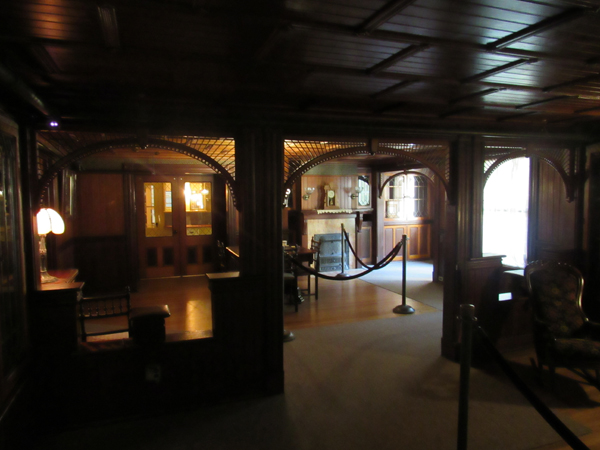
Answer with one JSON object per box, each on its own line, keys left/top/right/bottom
{"left": 287, "top": 238, "right": 404, "bottom": 281}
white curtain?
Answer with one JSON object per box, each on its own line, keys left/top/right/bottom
{"left": 482, "top": 157, "right": 530, "bottom": 268}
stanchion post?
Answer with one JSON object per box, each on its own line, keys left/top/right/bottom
{"left": 393, "top": 234, "right": 414, "bottom": 314}
{"left": 458, "top": 304, "right": 477, "bottom": 450}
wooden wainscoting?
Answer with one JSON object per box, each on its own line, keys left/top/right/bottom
{"left": 383, "top": 222, "right": 431, "bottom": 260}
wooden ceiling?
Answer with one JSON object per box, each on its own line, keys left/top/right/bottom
{"left": 2, "top": 0, "right": 600, "bottom": 140}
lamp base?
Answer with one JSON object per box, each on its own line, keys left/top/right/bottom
{"left": 40, "top": 270, "right": 58, "bottom": 284}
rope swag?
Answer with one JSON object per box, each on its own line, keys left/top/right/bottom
{"left": 287, "top": 236, "right": 404, "bottom": 281}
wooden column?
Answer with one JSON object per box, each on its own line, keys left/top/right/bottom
{"left": 18, "top": 125, "right": 40, "bottom": 292}
{"left": 234, "top": 126, "right": 284, "bottom": 393}
{"left": 442, "top": 135, "right": 502, "bottom": 360}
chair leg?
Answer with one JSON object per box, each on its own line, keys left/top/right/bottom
{"left": 549, "top": 364, "right": 556, "bottom": 391}
{"left": 294, "top": 287, "right": 304, "bottom": 312}
{"left": 530, "top": 357, "right": 544, "bottom": 386}
{"left": 315, "top": 274, "right": 319, "bottom": 300}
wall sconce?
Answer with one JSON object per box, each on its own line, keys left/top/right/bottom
{"left": 36, "top": 208, "right": 65, "bottom": 283}
{"left": 303, "top": 187, "right": 315, "bottom": 200}
{"left": 350, "top": 186, "right": 363, "bottom": 199}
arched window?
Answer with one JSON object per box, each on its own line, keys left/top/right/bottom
{"left": 482, "top": 157, "right": 530, "bottom": 268}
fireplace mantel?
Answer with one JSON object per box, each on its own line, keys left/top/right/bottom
{"left": 288, "top": 209, "right": 373, "bottom": 250}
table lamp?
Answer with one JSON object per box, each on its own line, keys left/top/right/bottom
{"left": 36, "top": 207, "right": 65, "bottom": 283}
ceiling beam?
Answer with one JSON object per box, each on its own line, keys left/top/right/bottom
{"left": 0, "top": 62, "right": 58, "bottom": 118}
{"left": 461, "top": 59, "right": 538, "bottom": 84}
{"left": 254, "top": 24, "right": 290, "bottom": 61}
{"left": 515, "top": 95, "right": 575, "bottom": 109}
{"left": 448, "top": 88, "right": 506, "bottom": 105}
{"left": 542, "top": 73, "right": 600, "bottom": 93}
{"left": 366, "top": 44, "right": 429, "bottom": 75}
{"left": 575, "top": 105, "right": 600, "bottom": 114}
{"left": 497, "top": 111, "right": 538, "bottom": 122}
{"left": 356, "top": 0, "right": 418, "bottom": 35}
{"left": 485, "top": 8, "right": 588, "bottom": 50}
{"left": 439, "top": 106, "right": 480, "bottom": 119}
{"left": 371, "top": 80, "right": 418, "bottom": 99}
{"left": 375, "top": 101, "right": 407, "bottom": 114}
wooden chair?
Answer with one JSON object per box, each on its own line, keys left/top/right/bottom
{"left": 525, "top": 260, "right": 600, "bottom": 390}
{"left": 79, "top": 287, "right": 132, "bottom": 342}
{"left": 217, "top": 240, "right": 227, "bottom": 271}
{"left": 309, "top": 237, "right": 321, "bottom": 300}
{"left": 284, "top": 246, "right": 304, "bottom": 312}
{"left": 79, "top": 287, "right": 171, "bottom": 345}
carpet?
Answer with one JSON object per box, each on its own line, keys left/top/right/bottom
{"left": 37, "top": 312, "right": 589, "bottom": 450}
{"left": 362, "top": 260, "right": 444, "bottom": 310}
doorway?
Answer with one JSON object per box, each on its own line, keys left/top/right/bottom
{"left": 136, "top": 175, "right": 216, "bottom": 278}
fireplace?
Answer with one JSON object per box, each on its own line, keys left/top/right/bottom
{"left": 314, "top": 233, "right": 350, "bottom": 272}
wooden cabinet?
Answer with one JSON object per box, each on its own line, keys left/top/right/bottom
{"left": 383, "top": 223, "right": 431, "bottom": 260}
{"left": 31, "top": 270, "right": 83, "bottom": 356}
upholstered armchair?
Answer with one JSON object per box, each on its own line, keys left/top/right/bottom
{"left": 525, "top": 260, "right": 600, "bottom": 389}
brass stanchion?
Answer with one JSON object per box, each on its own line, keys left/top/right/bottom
{"left": 393, "top": 234, "right": 415, "bottom": 314}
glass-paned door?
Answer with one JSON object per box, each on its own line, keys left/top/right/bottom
{"left": 137, "top": 175, "right": 215, "bottom": 278}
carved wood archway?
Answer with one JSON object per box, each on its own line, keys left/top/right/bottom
{"left": 37, "top": 137, "right": 240, "bottom": 210}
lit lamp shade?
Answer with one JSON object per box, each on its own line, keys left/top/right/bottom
{"left": 37, "top": 208, "right": 65, "bottom": 235}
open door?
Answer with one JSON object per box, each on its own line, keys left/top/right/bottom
{"left": 137, "top": 175, "right": 216, "bottom": 278}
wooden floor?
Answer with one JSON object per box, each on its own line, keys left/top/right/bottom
{"left": 128, "top": 272, "right": 437, "bottom": 335}
{"left": 127, "top": 273, "right": 600, "bottom": 450}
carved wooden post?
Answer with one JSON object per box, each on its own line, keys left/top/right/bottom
{"left": 442, "top": 136, "right": 487, "bottom": 360}
{"left": 235, "top": 126, "right": 284, "bottom": 393}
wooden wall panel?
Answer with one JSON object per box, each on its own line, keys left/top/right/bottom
{"left": 356, "top": 223, "right": 372, "bottom": 265}
{"left": 76, "top": 173, "right": 125, "bottom": 237}
{"left": 383, "top": 224, "right": 431, "bottom": 260}
{"left": 74, "top": 173, "right": 129, "bottom": 292}
{"left": 384, "top": 227, "right": 394, "bottom": 255}
{"left": 534, "top": 161, "right": 576, "bottom": 262}
{"left": 300, "top": 175, "right": 356, "bottom": 210}
{"left": 409, "top": 226, "right": 419, "bottom": 254}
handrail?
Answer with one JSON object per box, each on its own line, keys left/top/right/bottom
{"left": 458, "top": 304, "right": 589, "bottom": 450}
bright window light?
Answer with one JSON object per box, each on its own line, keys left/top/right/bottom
{"left": 482, "top": 157, "right": 530, "bottom": 268}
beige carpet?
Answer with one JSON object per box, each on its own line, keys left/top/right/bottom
{"left": 36, "top": 312, "right": 589, "bottom": 450}
{"left": 362, "top": 260, "right": 444, "bottom": 310}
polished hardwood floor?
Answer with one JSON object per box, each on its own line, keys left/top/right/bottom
{"left": 128, "top": 271, "right": 437, "bottom": 336}
{"left": 125, "top": 271, "right": 600, "bottom": 450}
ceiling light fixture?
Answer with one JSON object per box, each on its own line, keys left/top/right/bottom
{"left": 47, "top": 118, "right": 60, "bottom": 129}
